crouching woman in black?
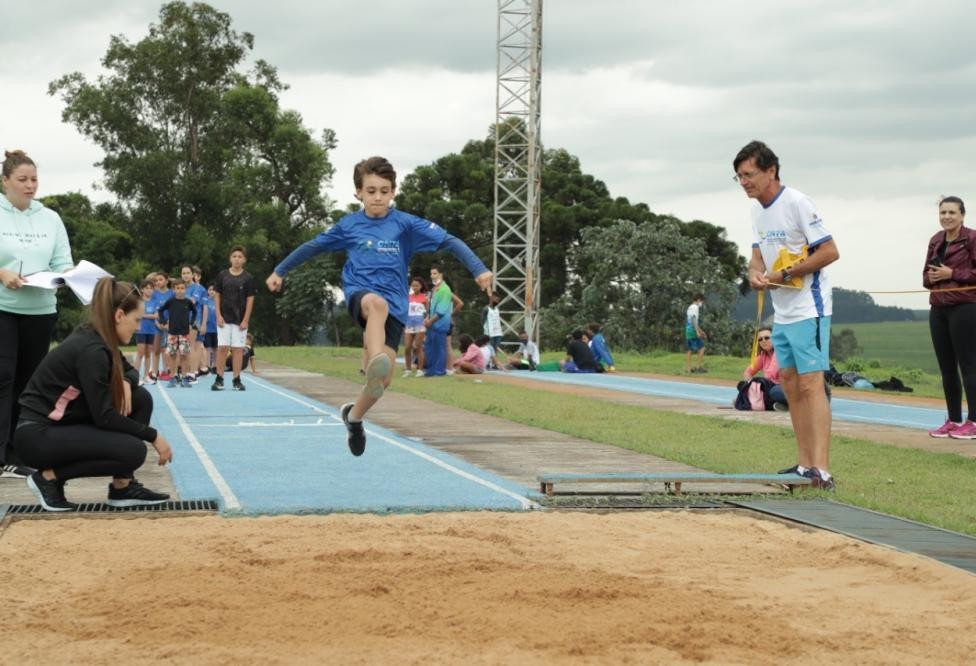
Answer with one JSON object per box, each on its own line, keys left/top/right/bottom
{"left": 15, "top": 278, "right": 173, "bottom": 511}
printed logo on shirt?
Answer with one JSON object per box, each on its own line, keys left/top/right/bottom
{"left": 757, "top": 229, "right": 788, "bottom": 244}
{"left": 810, "top": 214, "right": 823, "bottom": 227}
{"left": 354, "top": 239, "right": 400, "bottom": 255}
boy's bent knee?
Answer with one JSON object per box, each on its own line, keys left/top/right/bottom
{"left": 360, "top": 293, "right": 389, "bottom": 316}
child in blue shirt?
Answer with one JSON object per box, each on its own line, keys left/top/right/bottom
{"left": 266, "top": 156, "right": 491, "bottom": 456}
{"left": 135, "top": 280, "right": 160, "bottom": 384}
{"left": 587, "top": 322, "right": 616, "bottom": 373}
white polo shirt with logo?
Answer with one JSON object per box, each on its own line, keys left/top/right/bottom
{"left": 751, "top": 186, "right": 833, "bottom": 324}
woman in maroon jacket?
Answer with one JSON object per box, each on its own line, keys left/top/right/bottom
{"left": 924, "top": 196, "right": 976, "bottom": 439}
{"left": 15, "top": 278, "right": 173, "bottom": 511}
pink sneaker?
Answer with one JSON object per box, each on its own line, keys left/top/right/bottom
{"left": 948, "top": 420, "right": 976, "bottom": 440}
{"left": 930, "top": 419, "right": 964, "bottom": 438}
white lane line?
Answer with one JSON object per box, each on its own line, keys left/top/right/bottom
{"left": 188, "top": 422, "right": 342, "bottom": 428}
{"left": 250, "top": 376, "right": 538, "bottom": 510}
{"left": 155, "top": 387, "right": 242, "bottom": 510}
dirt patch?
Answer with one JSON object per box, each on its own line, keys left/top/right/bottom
{"left": 2, "top": 511, "right": 973, "bottom": 665}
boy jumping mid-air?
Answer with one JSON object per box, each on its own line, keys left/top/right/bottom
{"left": 266, "top": 156, "right": 491, "bottom": 456}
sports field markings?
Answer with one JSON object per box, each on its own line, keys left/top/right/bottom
{"left": 188, "top": 419, "right": 340, "bottom": 428}
{"left": 249, "top": 376, "right": 539, "bottom": 510}
{"left": 156, "top": 384, "right": 242, "bottom": 511}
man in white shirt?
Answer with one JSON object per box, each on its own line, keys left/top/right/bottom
{"left": 736, "top": 140, "right": 840, "bottom": 490}
{"left": 508, "top": 331, "right": 539, "bottom": 370}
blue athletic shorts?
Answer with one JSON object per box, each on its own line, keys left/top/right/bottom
{"left": 686, "top": 337, "right": 704, "bottom": 352}
{"left": 772, "top": 316, "right": 831, "bottom": 373}
{"left": 134, "top": 333, "right": 155, "bottom": 345}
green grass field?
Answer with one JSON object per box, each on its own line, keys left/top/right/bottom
{"left": 837, "top": 320, "right": 938, "bottom": 374}
{"left": 260, "top": 346, "right": 976, "bottom": 536}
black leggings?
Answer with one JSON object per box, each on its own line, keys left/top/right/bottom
{"left": 0, "top": 311, "right": 58, "bottom": 465}
{"left": 930, "top": 303, "right": 976, "bottom": 422}
{"left": 13, "top": 386, "right": 154, "bottom": 481}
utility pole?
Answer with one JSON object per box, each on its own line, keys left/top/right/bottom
{"left": 493, "top": 0, "right": 543, "bottom": 345}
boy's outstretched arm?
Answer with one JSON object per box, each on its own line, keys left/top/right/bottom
{"left": 266, "top": 230, "right": 342, "bottom": 292}
{"left": 439, "top": 233, "right": 492, "bottom": 291}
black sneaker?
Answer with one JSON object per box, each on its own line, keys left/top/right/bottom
{"left": 106, "top": 479, "right": 170, "bottom": 507}
{"left": 211, "top": 376, "right": 225, "bottom": 391}
{"left": 1, "top": 463, "right": 36, "bottom": 479}
{"left": 772, "top": 402, "right": 789, "bottom": 412}
{"left": 340, "top": 402, "right": 366, "bottom": 457}
{"left": 26, "top": 472, "right": 77, "bottom": 512}
{"left": 803, "top": 467, "right": 836, "bottom": 492}
{"left": 232, "top": 378, "right": 245, "bottom": 391}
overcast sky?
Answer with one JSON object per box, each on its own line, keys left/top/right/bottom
{"left": 3, "top": 0, "right": 974, "bottom": 308}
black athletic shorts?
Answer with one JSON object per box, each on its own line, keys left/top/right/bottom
{"left": 347, "top": 291, "right": 403, "bottom": 352}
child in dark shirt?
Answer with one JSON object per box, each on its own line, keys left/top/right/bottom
{"left": 157, "top": 279, "right": 197, "bottom": 387}
{"left": 560, "top": 329, "right": 598, "bottom": 373}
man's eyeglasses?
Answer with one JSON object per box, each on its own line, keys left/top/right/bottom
{"left": 757, "top": 336, "right": 772, "bottom": 341}
{"left": 733, "top": 169, "right": 763, "bottom": 184}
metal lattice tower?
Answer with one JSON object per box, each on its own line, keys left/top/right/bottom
{"left": 493, "top": 0, "right": 543, "bottom": 343}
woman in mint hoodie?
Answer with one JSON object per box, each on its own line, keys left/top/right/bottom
{"left": 0, "top": 150, "right": 74, "bottom": 478}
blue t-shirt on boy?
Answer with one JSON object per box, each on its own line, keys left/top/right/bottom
{"left": 274, "top": 208, "right": 486, "bottom": 325}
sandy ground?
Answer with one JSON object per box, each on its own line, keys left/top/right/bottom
{"left": 2, "top": 510, "right": 974, "bottom": 665}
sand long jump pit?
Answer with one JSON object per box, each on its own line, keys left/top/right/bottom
{"left": 2, "top": 510, "right": 974, "bottom": 665}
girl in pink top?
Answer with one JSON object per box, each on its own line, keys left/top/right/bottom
{"left": 742, "top": 327, "right": 788, "bottom": 409}
{"left": 743, "top": 327, "right": 781, "bottom": 382}
{"left": 453, "top": 334, "right": 486, "bottom": 374}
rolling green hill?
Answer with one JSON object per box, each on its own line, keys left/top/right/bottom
{"left": 836, "top": 321, "right": 937, "bottom": 373}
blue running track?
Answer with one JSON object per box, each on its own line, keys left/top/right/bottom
{"left": 505, "top": 372, "right": 943, "bottom": 430}
{"left": 147, "top": 377, "right": 536, "bottom": 515}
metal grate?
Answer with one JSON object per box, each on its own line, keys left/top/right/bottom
{"left": 5, "top": 499, "right": 219, "bottom": 516}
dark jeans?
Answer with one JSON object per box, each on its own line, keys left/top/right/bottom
{"left": 14, "top": 386, "right": 153, "bottom": 481}
{"left": 0, "top": 310, "right": 58, "bottom": 465}
{"left": 930, "top": 303, "right": 976, "bottom": 422}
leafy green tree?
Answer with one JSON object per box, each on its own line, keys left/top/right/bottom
{"left": 396, "top": 128, "right": 745, "bottom": 347}
{"left": 566, "top": 219, "right": 743, "bottom": 353}
{"left": 48, "top": 1, "right": 336, "bottom": 343}
{"left": 830, "top": 328, "right": 861, "bottom": 362}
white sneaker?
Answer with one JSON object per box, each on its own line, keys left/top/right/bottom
{"left": 402, "top": 369, "right": 413, "bottom": 378}
{"left": 446, "top": 369, "right": 455, "bottom": 376}
{"left": 415, "top": 369, "right": 424, "bottom": 377}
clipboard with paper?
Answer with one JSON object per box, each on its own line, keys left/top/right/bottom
{"left": 23, "top": 260, "right": 113, "bottom": 305}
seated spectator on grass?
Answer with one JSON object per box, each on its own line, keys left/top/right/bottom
{"left": 560, "top": 329, "right": 598, "bottom": 373}
{"left": 737, "top": 327, "right": 788, "bottom": 411}
{"left": 507, "top": 331, "right": 539, "bottom": 370}
{"left": 453, "top": 334, "right": 486, "bottom": 374}
{"left": 476, "top": 334, "right": 508, "bottom": 371}
{"left": 587, "top": 322, "right": 616, "bottom": 372}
